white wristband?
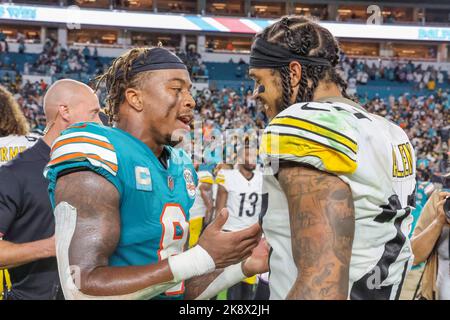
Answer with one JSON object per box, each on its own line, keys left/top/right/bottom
{"left": 196, "top": 262, "right": 247, "bottom": 300}
{"left": 168, "top": 245, "right": 216, "bottom": 282}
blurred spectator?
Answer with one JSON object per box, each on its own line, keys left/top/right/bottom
{"left": 411, "top": 185, "right": 450, "bottom": 300}
{"left": 226, "top": 42, "right": 234, "bottom": 51}
{"left": 0, "top": 31, "right": 8, "bottom": 53}
{"left": 17, "top": 32, "right": 26, "bottom": 54}
{"left": 235, "top": 65, "right": 243, "bottom": 78}
{"left": 428, "top": 78, "right": 436, "bottom": 91}
{"left": 82, "top": 46, "right": 90, "bottom": 60}
{"left": 206, "top": 40, "right": 214, "bottom": 53}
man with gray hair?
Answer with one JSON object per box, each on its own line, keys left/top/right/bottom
{"left": 0, "top": 79, "right": 101, "bottom": 300}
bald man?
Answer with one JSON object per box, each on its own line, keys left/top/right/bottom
{"left": 0, "top": 79, "right": 101, "bottom": 300}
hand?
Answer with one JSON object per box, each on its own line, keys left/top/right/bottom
{"left": 242, "top": 238, "right": 270, "bottom": 277}
{"left": 436, "top": 192, "right": 450, "bottom": 227}
{"left": 198, "top": 208, "right": 261, "bottom": 269}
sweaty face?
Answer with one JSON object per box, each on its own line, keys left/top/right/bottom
{"left": 248, "top": 68, "right": 283, "bottom": 120}
{"left": 139, "top": 69, "right": 195, "bottom": 146}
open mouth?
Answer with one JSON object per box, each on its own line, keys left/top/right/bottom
{"left": 177, "top": 114, "right": 193, "bottom": 130}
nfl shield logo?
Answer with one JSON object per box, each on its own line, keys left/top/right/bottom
{"left": 167, "top": 176, "right": 174, "bottom": 191}
{"left": 183, "top": 169, "right": 196, "bottom": 199}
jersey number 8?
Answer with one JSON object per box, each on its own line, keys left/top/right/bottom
{"left": 158, "top": 204, "right": 188, "bottom": 296}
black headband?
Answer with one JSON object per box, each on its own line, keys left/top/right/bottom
{"left": 114, "top": 47, "right": 187, "bottom": 79}
{"left": 249, "top": 37, "right": 332, "bottom": 69}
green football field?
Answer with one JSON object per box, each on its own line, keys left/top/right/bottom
{"left": 217, "top": 290, "right": 227, "bottom": 300}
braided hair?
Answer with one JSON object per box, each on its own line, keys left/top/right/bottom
{"left": 257, "top": 15, "right": 351, "bottom": 110}
{"left": 95, "top": 47, "right": 154, "bottom": 124}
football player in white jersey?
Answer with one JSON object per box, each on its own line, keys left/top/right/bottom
{"left": 188, "top": 165, "right": 214, "bottom": 248}
{"left": 0, "top": 85, "right": 39, "bottom": 167}
{"left": 215, "top": 145, "right": 264, "bottom": 232}
{"left": 215, "top": 142, "right": 266, "bottom": 299}
{"left": 248, "top": 16, "right": 416, "bottom": 300}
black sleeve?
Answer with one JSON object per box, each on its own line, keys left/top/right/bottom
{"left": 0, "top": 167, "right": 21, "bottom": 237}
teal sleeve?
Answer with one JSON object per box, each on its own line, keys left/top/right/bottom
{"left": 46, "top": 160, "right": 123, "bottom": 208}
{"left": 47, "top": 160, "right": 123, "bottom": 208}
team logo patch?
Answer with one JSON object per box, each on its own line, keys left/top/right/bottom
{"left": 173, "top": 222, "right": 184, "bottom": 240}
{"left": 183, "top": 168, "right": 196, "bottom": 199}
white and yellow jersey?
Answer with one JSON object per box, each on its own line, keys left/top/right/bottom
{"left": 189, "top": 170, "right": 214, "bottom": 219}
{"left": 259, "top": 97, "right": 416, "bottom": 300}
{"left": 0, "top": 134, "right": 40, "bottom": 166}
{"left": 216, "top": 168, "right": 264, "bottom": 231}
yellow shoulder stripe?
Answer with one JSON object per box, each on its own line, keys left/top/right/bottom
{"left": 271, "top": 116, "right": 357, "bottom": 154}
{"left": 199, "top": 177, "right": 214, "bottom": 184}
{"left": 215, "top": 176, "right": 225, "bottom": 184}
{"left": 261, "top": 133, "right": 357, "bottom": 174}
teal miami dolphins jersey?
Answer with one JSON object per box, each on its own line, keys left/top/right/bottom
{"left": 44, "top": 122, "right": 198, "bottom": 299}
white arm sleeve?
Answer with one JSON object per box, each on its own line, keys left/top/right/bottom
{"left": 195, "top": 262, "right": 247, "bottom": 300}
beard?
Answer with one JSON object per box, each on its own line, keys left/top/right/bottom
{"left": 274, "top": 94, "right": 284, "bottom": 115}
{"left": 267, "top": 75, "right": 287, "bottom": 118}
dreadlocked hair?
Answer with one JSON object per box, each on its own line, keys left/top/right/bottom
{"left": 0, "top": 85, "right": 29, "bottom": 136}
{"left": 257, "top": 15, "right": 351, "bottom": 110}
{"left": 95, "top": 47, "right": 154, "bottom": 124}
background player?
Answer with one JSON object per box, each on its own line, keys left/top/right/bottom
{"left": 215, "top": 141, "right": 265, "bottom": 300}
{"left": 0, "top": 84, "right": 33, "bottom": 299}
{"left": 250, "top": 16, "right": 416, "bottom": 299}
{"left": 0, "top": 84, "right": 39, "bottom": 299}
{"left": 45, "top": 47, "right": 266, "bottom": 300}
{"left": 0, "top": 85, "right": 39, "bottom": 166}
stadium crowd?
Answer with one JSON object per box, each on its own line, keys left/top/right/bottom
{"left": 362, "top": 91, "right": 449, "bottom": 182}
{"left": 341, "top": 57, "right": 448, "bottom": 92}
{"left": 1, "top": 32, "right": 447, "bottom": 86}
{"left": 0, "top": 36, "right": 448, "bottom": 184}
{"left": 1, "top": 73, "right": 447, "bottom": 185}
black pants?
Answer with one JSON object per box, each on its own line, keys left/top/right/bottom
{"left": 227, "top": 281, "right": 255, "bottom": 300}
{"left": 254, "top": 280, "right": 270, "bottom": 300}
{"left": 4, "top": 284, "right": 65, "bottom": 300}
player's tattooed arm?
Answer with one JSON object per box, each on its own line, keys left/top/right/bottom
{"left": 55, "top": 171, "right": 176, "bottom": 297}
{"left": 55, "top": 171, "right": 261, "bottom": 299}
{"left": 277, "top": 163, "right": 355, "bottom": 300}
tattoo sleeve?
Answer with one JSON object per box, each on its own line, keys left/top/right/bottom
{"left": 277, "top": 163, "right": 355, "bottom": 300}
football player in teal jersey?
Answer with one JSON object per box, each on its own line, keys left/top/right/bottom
{"left": 45, "top": 47, "right": 268, "bottom": 300}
